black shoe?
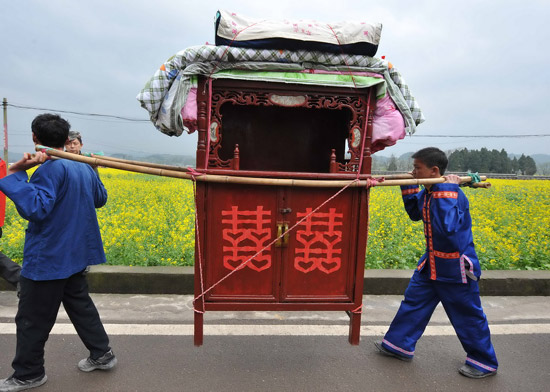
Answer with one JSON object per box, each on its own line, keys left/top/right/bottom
{"left": 374, "top": 341, "right": 412, "bottom": 362}
{"left": 78, "top": 349, "right": 117, "bottom": 372}
{"left": 459, "top": 364, "right": 497, "bottom": 379}
{"left": 0, "top": 374, "right": 47, "bottom": 391}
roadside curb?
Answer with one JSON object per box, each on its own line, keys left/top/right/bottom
{"left": 2, "top": 266, "right": 549, "bottom": 295}
{"left": 363, "top": 269, "right": 550, "bottom": 296}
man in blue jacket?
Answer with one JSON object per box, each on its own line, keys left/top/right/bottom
{"left": 0, "top": 114, "right": 116, "bottom": 392}
{"left": 374, "top": 147, "right": 498, "bottom": 379}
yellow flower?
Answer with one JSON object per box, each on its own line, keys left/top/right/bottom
{"left": 3, "top": 171, "right": 548, "bottom": 270}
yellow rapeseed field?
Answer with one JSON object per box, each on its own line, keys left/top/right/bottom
{"left": 1, "top": 171, "right": 549, "bottom": 270}
{"left": 95, "top": 169, "right": 196, "bottom": 266}
{"left": 1, "top": 168, "right": 196, "bottom": 266}
{"left": 366, "top": 179, "right": 550, "bottom": 270}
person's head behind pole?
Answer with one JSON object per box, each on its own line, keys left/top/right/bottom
{"left": 411, "top": 147, "right": 448, "bottom": 179}
{"left": 65, "top": 130, "right": 83, "bottom": 154}
{"left": 31, "top": 113, "right": 70, "bottom": 148}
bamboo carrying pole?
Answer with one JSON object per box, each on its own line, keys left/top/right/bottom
{"left": 376, "top": 173, "right": 491, "bottom": 188}
{"left": 35, "top": 146, "right": 489, "bottom": 189}
{"left": 375, "top": 177, "right": 490, "bottom": 188}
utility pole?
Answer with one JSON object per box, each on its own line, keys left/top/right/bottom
{"left": 2, "top": 98, "right": 7, "bottom": 163}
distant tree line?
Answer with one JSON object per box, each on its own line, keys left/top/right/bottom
{"left": 111, "top": 153, "right": 196, "bottom": 167}
{"left": 373, "top": 148, "right": 539, "bottom": 175}
{"left": 447, "top": 148, "right": 537, "bottom": 175}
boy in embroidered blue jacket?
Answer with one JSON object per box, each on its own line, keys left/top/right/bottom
{"left": 374, "top": 147, "right": 498, "bottom": 379}
{"left": 0, "top": 114, "right": 116, "bottom": 392}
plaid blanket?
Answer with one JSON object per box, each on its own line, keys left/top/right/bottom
{"left": 137, "top": 45, "right": 424, "bottom": 136}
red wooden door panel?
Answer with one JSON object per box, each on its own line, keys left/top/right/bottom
{"left": 280, "top": 187, "right": 360, "bottom": 302}
{"left": 202, "top": 183, "right": 281, "bottom": 302}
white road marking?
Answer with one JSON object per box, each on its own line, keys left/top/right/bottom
{"left": 0, "top": 323, "right": 549, "bottom": 336}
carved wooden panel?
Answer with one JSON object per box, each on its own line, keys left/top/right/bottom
{"left": 206, "top": 82, "right": 371, "bottom": 173}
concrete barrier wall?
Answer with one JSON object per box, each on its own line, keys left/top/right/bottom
{"left": 3, "top": 266, "right": 549, "bottom": 296}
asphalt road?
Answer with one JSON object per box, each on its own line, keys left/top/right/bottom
{"left": 1, "top": 293, "right": 549, "bottom": 392}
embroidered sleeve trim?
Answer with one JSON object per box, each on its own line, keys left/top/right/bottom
{"left": 432, "top": 191, "right": 458, "bottom": 199}
{"left": 401, "top": 187, "right": 420, "bottom": 196}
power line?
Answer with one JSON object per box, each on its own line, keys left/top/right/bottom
{"left": 5, "top": 101, "right": 550, "bottom": 138}
{"left": 6, "top": 103, "right": 150, "bottom": 123}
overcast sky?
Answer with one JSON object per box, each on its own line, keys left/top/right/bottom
{"left": 1, "top": 0, "right": 549, "bottom": 160}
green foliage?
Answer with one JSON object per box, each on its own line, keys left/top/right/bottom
{"left": 387, "top": 155, "right": 398, "bottom": 171}
{"left": 447, "top": 148, "right": 537, "bottom": 174}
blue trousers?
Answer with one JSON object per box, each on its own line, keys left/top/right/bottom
{"left": 382, "top": 270, "right": 498, "bottom": 373}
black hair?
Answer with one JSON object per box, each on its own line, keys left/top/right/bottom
{"left": 412, "top": 147, "right": 448, "bottom": 175}
{"left": 31, "top": 113, "right": 70, "bottom": 148}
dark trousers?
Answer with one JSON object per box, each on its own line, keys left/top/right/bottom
{"left": 0, "top": 252, "right": 20, "bottom": 287}
{"left": 382, "top": 269, "right": 498, "bottom": 373}
{"left": 12, "top": 270, "right": 110, "bottom": 380}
